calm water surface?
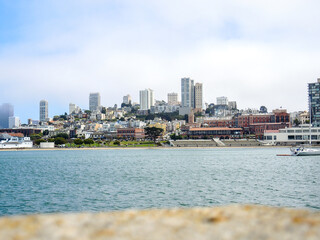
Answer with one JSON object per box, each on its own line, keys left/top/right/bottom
{"left": 0, "top": 148, "right": 319, "bottom": 216}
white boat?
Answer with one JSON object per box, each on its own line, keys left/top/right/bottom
{"left": 290, "top": 146, "right": 320, "bottom": 156}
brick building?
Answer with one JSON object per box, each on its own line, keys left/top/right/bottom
{"left": 117, "top": 128, "right": 145, "bottom": 140}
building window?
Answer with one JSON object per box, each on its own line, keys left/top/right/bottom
{"left": 288, "top": 135, "right": 294, "bottom": 140}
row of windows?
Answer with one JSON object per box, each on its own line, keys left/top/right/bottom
{"left": 288, "top": 135, "right": 319, "bottom": 140}
{"left": 280, "top": 129, "right": 320, "bottom": 133}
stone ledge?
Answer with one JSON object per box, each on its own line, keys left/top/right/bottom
{"left": 0, "top": 205, "right": 319, "bottom": 240}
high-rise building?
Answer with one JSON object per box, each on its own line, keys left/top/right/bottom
{"left": 9, "top": 116, "right": 20, "bottom": 128}
{"left": 89, "top": 92, "right": 101, "bottom": 111}
{"left": 308, "top": 78, "right": 320, "bottom": 127}
{"left": 229, "top": 101, "right": 237, "bottom": 110}
{"left": 139, "top": 89, "right": 154, "bottom": 110}
{"left": 123, "top": 94, "right": 132, "bottom": 105}
{"left": 167, "top": 93, "right": 178, "bottom": 105}
{"left": 39, "top": 100, "right": 48, "bottom": 122}
{"left": 194, "top": 83, "right": 203, "bottom": 110}
{"left": 181, "top": 77, "right": 194, "bottom": 108}
{"left": 69, "top": 103, "right": 80, "bottom": 115}
{"left": 217, "top": 96, "right": 228, "bottom": 106}
{"left": 0, "top": 103, "right": 14, "bottom": 128}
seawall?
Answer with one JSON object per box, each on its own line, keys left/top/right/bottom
{"left": 0, "top": 205, "right": 319, "bottom": 240}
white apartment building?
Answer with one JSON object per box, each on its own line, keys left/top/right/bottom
{"left": 217, "top": 96, "right": 228, "bottom": 105}
{"left": 139, "top": 89, "right": 154, "bottom": 110}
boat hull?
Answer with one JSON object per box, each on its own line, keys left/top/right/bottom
{"left": 296, "top": 151, "right": 320, "bottom": 156}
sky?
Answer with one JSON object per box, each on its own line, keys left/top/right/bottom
{"left": 0, "top": 0, "right": 320, "bottom": 123}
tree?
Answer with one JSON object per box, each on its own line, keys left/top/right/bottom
{"left": 145, "top": 114, "right": 155, "bottom": 120}
{"left": 43, "top": 130, "right": 49, "bottom": 136}
{"left": 59, "top": 115, "right": 67, "bottom": 120}
{"left": 84, "top": 139, "right": 94, "bottom": 145}
{"left": 293, "top": 118, "right": 301, "bottom": 126}
{"left": 170, "top": 133, "right": 182, "bottom": 140}
{"left": 144, "top": 127, "right": 164, "bottom": 142}
{"left": 74, "top": 139, "right": 83, "bottom": 145}
{"left": 54, "top": 137, "right": 67, "bottom": 145}
{"left": 35, "top": 139, "right": 46, "bottom": 145}
{"left": 55, "top": 133, "right": 69, "bottom": 139}
{"left": 30, "top": 133, "right": 43, "bottom": 141}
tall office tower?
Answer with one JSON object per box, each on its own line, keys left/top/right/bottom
{"left": 0, "top": 103, "right": 14, "bottom": 128}
{"left": 139, "top": 89, "right": 154, "bottom": 110}
{"left": 308, "top": 78, "right": 320, "bottom": 127}
{"left": 39, "top": 100, "right": 48, "bottom": 122}
{"left": 9, "top": 116, "right": 20, "bottom": 128}
{"left": 194, "top": 83, "right": 203, "bottom": 110}
{"left": 181, "top": 77, "right": 194, "bottom": 108}
{"left": 167, "top": 93, "right": 178, "bottom": 105}
{"left": 89, "top": 92, "right": 101, "bottom": 111}
{"left": 217, "top": 96, "right": 228, "bottom": 105}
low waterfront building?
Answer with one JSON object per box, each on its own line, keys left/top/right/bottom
{"left": 263, "top": 124, "right": 320, "bottom": 145}
{"left": 187, "top": 127, "right": 243, "bottom": 139}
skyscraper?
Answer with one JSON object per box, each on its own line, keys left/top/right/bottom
{"left": 139, "top": 89, "right": 154, "bottom": 110}
{"left": 0, "top": 103, "right": 14, "bottom": 128}
{"left": 308, "top": 78, "right": 320, "bottom": 127}
{"left": 194, "top": 83, "right": 203, "bottom": 110}
{"left": 123, "top": 94, "right": 132, "bottom": 105}
{"left": 181, "top": 77, "right": 203, "bottom": 110}
{"left": 9, "top": 116, "right": 20, "bottom": 128}
{"left": 167, "top": 93, "right": 178, "bottom": 105}
{"left": 39, "top": 100, "right": 48, "bottom": 122}
{"left": 181, "top": 77, "right": 194, "bottom": 108}
{"left": 89, "top": 92, "right": 101, "bottom": 111}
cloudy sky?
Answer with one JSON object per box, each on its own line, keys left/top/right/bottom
{"left": 1, "top": 0, "right": 319, "bottom": 123}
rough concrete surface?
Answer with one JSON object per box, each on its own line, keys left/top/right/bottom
{"left": 0, "top": 205, "right": 319, "bottom": 240}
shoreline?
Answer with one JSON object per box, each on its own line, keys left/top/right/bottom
{"left": 0, "top": 145, "right": 289, "bottom": 151}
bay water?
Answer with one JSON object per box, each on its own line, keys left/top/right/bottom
{"left": 0, "top": 147, "right": 319, "bottom": 216}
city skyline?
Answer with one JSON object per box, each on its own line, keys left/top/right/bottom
{"left": 1, "top": 1, "right": 320, "bottom": 122}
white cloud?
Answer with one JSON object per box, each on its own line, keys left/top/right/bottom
{"left": 1, "top": 0, "right": 320, "bottom": 121}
